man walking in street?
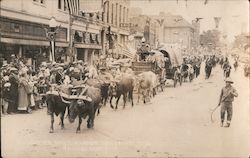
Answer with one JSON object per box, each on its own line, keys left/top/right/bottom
{"left": 218, "top": 77, "right": 238, "bottom": 128}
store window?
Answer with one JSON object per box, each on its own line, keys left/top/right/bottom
{"left": 13, "top": 24, "right": 20, "bottom": 33}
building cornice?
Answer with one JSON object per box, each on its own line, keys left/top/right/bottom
{"left": 0, "top": 6, "right": 69, "bottom": 28}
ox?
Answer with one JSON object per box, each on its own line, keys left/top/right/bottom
{"left": 46, "top": 85, "right": 92, "bottom": 133}
{"left": 46, "top": 85, "right": 72, "bottom": 133}
{"left": 68, "top": 86, "right": 102, "bottom": 133}
{"left": 136, "top": 71, "right": 158, "bottom": 104}
{"left": 86, "top": 78, "right": 110, "bottom": 112}
{"left": 46, "top": 93, "right": 69, "bottom": 133}
{"left": 71, "top": 78, "right": 110, "bottom": 115}
{"left": 109, "top": 76, "right": 134, "bottom": 109}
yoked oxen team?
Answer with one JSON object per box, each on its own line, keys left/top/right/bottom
{"left": 43, "top": 58, "right": 169, "bottom": 133}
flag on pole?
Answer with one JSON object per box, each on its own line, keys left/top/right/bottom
{"left": 65, "top": 0, "right": 79, "bottom": 15}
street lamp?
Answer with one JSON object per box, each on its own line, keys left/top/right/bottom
{"left": 46, "top": 17, "right": 60, "bottom": 62}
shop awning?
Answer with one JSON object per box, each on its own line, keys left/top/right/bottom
{"left": 0, "top": 37, "right": 69, "bottom": 47}
{"left": 74, "top": 43, "right": 102, "bottom": 49}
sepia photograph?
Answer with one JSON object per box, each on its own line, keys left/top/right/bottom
{"left": 0, "top": 0, "right": 249, "bottom": 157}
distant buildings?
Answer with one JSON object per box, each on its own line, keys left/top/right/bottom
{"left": 151, "top": 12, "right": 200, "bottom": 52}
{"left": 130, "top": 15, "right": 159, "bottom": 49}
{"left": 130, "top": 11, "right": 201, "bottom": 53}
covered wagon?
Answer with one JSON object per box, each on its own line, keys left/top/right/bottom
{"left": 158, "top": 47, "right": 183, "bottom": 87}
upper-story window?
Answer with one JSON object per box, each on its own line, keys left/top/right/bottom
{"left": 64, "top": 0, "right": 67, "bottom": 11}
{"left": 58, "top": 0, "right": 67, "bottom": 11}
{"left": 58, "top": 0, "right": 62, "bottom": 9}
{"left": 33, "top": 0, "right": 45, "bottom": 5}
{"left": 111, "top": 3, "right": 114, "bottom": 25}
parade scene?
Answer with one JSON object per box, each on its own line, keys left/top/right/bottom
{"left": 1, "top": 0, "right": 249, "bottom": 157}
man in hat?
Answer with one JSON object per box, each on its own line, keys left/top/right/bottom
{"left": 218, "top": 77, "right": 238, "bottom": 128}
{"left": 8, "top": 67, "right": 19, "bottom": 113}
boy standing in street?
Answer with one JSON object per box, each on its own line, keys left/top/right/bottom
{"left": 218, "top": 77, "right": 238, "bottom": 128}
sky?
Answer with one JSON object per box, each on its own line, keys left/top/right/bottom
{"left": 130, "top": 0, "right": 249, "bottom": 42}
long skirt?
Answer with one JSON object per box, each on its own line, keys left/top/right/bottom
{"left": 18, "top": 86, "right": 30, "bottom": 111}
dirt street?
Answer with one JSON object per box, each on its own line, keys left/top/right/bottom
{"left": 1, "top": 62, "right": 249, "bottom": 157}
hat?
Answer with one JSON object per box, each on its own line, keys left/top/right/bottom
{"left": 54, "top": 66, "right": 64, "bottom": 71}
{"left": 3, "top": 76, "right": 9, "bottom": 81}
{"left": 41, "top": 62, "right": 47, "bottom": 67}
{"left": 9, "top": 67, "right": 18, "bottom": 72}
{"left": 69, "top": 67, "right": 74, "bottom": 72}
{"left": 73, "top": 68, "right": 80, "bottom": 73}
{"left": 99, "top": 67, "right": 106, "bottom": 70}
{"left": 40, "top": 67, "right": 46, "bottom": 71}
{"left": 100, "top": 55, "right": 105, "bottom": 59}
{"left": 77, "top": 60, "right": 83, "bottom": 64}
{"left": 141, "top": 37, "right": 146, "bottom": 43}
{"left": 2, "top": 63, "right": 8, "bottom": 67}
{"left": 58, "top": 63, "right": 65, "bottom": 67}
{"left": 225, "top": 77, "right": 233, "bottom": 83}
{"left": 4, "top": 82, "right": 11, "bottom": 87}
{"left": 39, "top": 75, "right": 44, "bottom": 79}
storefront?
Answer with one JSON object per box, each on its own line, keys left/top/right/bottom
{"left": 74, "top": 30, "right": 102, "bottom": 64}
{"left": 0, "top": 16, "right": 68, "bottom": 68}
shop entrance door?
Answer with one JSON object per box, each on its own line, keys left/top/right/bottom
{"left": 76, "top": 48, "right": 85, "bottom": 61}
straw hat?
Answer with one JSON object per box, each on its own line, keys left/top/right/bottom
{"left": 9, "top": 67, "right": 18, "bottom": 72}
{"left": 4, "top": 82, "right": 11, "bottom": 87}
{"left": 40, "top": 67, "right": 46, "bottom": 71}
{"left": 225, "top": 77, "right": 234, "bottom": 84}
{"left": 77, "top": 60, "right": 83, "bottom": 64}
{"left": 3, "top": 76, "right": 9, "bottom": 81}
{"left": 52, "top": 66, "right": 63, "bottom": 72}
{"left": 99, "top": 67, "right": 106, "bottom": 71}
{"left": 41, "top": 62, "right": 47, "bottom": 67}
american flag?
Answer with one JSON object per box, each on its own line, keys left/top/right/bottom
{"left": 65, "top": 0, "right": 80, "bottom": 15}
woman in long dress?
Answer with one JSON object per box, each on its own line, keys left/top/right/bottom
{"left": 18, "top": 73, "right": 32, "bottom": 113}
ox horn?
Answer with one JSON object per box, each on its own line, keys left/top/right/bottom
{"left": 59, "top": 92, "right": 72, "bottom": 104}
